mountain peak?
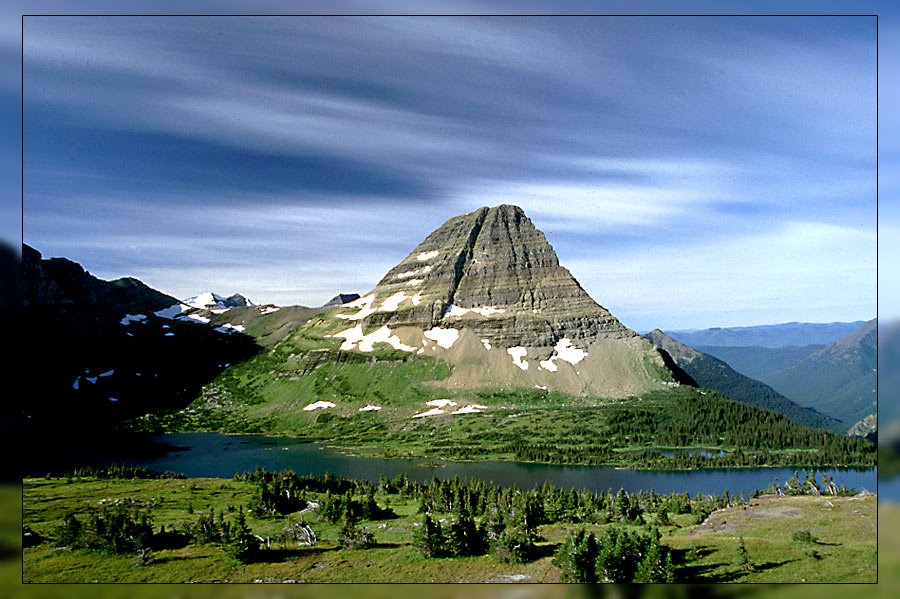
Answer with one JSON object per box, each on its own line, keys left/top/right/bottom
{"left": 323, "top": 205, "right": 673, "bottom": 398}
{"left": 355, "top": 205, "right": 631, "bottom": 348}
{"left": 184, "top": 292, "right": 254, "bottom": 310}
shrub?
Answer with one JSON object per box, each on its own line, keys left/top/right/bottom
{"left": 53, "top": 503, "right": 153, "bottom": 555}
{"left": 339, "top": 520, "right": 375, "bottom": 550}
{"left": 491, "top": 525, "right": 533, "bottom": 564}
{"left": 791, "top": 529, "right": 819, "bottom": 545}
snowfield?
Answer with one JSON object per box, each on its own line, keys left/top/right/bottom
{"left": 412, "top": 407, "right": 444, "bottom": 418}
{"left": 424, "top": 327, "right": 459, "bottom": 349}
{"left": 507, "top": 346, "right": 529, "bottom": 370}
{"left": 303, "top": 401, "right": 336, "bottom": 411}
{"left": 331, "top": 325, "right": 418, "bottom": 352}
{"left": 120, "top": 314, "right": 146, "bottom": 325}
{"left": 425, "top": 399, "right": 457, "bottom": 408}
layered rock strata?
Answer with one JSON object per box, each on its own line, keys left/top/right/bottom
{"left": 352, "top": 205, "right": 632, "bottom": 348}
{"left": 324, "top": 205, "right": 677, "bottom": 398}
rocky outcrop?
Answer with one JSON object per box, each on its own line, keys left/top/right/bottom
{"left": 323, "top": 293, "right": 361, "bottom": 307}
{"left": 23, "top": 244, "right": 71, "bottom": 307}
{"left": 355, "top": 205, "right": 632, "bottom": 348}
{"left": 221, "top": 293, "right": 253, "bottom": 308}
{"left": 848, "top": 413, "right": 876, "bottom": 440}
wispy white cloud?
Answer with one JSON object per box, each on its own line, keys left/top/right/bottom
{"left": 21, "top": 16, "right": 877, "bottom": 328}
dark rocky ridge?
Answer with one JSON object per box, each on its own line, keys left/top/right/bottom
{"left": 324, "top": 293, "right": 361, "bottom": 307}
{"left": 361, "top": 205, "right": 633, "bottom": 348}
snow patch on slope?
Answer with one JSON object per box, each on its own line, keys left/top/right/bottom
{"left": 336, "top": 294, "right": 377, "bottom": 320}
{"left": 215, "top": 323, "right": 245, "bottom": 334}
{"left": 412, "top": 408, "right": 444, "bottom": 418}
{"left": 540, "top": 338, "right": 588, "bottom": 372}
{"left": 507, "top": 347, "right": 529, "bottom": 370}
{"left": 417, "top": 250, "right": 439, "bottom": 261}
{"left": 426, "top": 399, "right": 457, "bottom": 408}
{"left": 424, "top": 327, "right": 460, "bottom": 349}
{"left": 304, "top": 401, "right": 336, "bottom": 411}
{"left": 155, "top": 304, "right": 189, "bottom": 319}
{"left": 452, "top": 404, "right": 487, "bottom": 415}
{"left": 444, "top": 305, "right": 506, "bottom": 318}
{"left": 379, "top": 292, "right": 408, "bottom": 312}
{"left": 331, "top": 325, "right": 417, "bottom": 352}
{"left": 120, "top": 314, "right": 146, "bottom": 325}
{"left": 182, "top": 313, "right": 210, "bottom": 324}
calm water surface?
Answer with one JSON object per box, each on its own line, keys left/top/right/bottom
{"left": 96, "top": 432, "right": 876, "bottom": 497}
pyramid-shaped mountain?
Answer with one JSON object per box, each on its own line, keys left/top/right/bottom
{"left": 364, "top": 205, "right": 631, "bottom": 345}
{"left": 326, "top": 205, "right": 679, "bottom": 397}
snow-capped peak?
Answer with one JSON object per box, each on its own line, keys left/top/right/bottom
{"left": 183, "top": 292, "right": 254, "bottom": 310}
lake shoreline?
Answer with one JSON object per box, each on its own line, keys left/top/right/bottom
{"left": 54, "top": 431, "right": 875, "bottom": 498}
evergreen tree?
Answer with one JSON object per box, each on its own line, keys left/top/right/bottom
{"left": 656, "top": 504, "right": 672, "bottom": 526}
{"left": 634, "top": 537, "right": 675, "bottom": 583}
{"left": 596, "top": 526, "right": 647, "bottom": 582}
{"left": 446, "top": 513, "right": 486, "bottom": 557}
{"left": 412, "top": 514, "right": 445, "bottom": 558}
{"left": 553, "top": 528, "right": 598, "bottom": 583}
{"left": 222, "top": 511, "right": 258, "bottom": 563}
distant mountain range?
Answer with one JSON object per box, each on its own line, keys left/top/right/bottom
{"left": 693, "top": 345, "right": 824, "bottom": 381}
{"left": 757, "top": 319, "right": 877, "bottom": 429}
{"left": 666, "top": 321, "right": 867, "bottom": 348}
{"left": 642, "top": 330, "right": 842, "bottom": 433}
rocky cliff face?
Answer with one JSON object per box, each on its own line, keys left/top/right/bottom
{"left": 325, "top": 205, "right": 676, "bottom": 398}
{"left": 355, "top": 205, "right": 632, "bottom": 348}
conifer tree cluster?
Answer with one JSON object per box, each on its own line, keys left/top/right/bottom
{"left": 554, "top": 526, "right": 675, "bottom": 583}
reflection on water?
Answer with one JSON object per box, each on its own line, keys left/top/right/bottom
{"left": 91, "top": 432, "right": 876, "bottom": 498}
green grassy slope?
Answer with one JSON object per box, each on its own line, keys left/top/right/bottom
{"left": 128, "top": 317, "right": 875, "bottom": 469}
{"left": 22, "top": 473, "right": 876, "bottom": 583}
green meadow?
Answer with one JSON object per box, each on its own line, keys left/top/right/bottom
{"left": 22, "top": 471, "right": 875, "bottom": 584}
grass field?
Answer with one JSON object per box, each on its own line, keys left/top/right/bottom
{"left": 21, "top": 474, "right": 876, "bottom": 584}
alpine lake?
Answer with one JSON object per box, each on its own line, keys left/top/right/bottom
{"left": 88, "top": 432, "right": 875, "bottom": 497}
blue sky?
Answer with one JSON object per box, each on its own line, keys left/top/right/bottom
{"left": 15, "top": 10, "right": 881, "bottom": 331}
